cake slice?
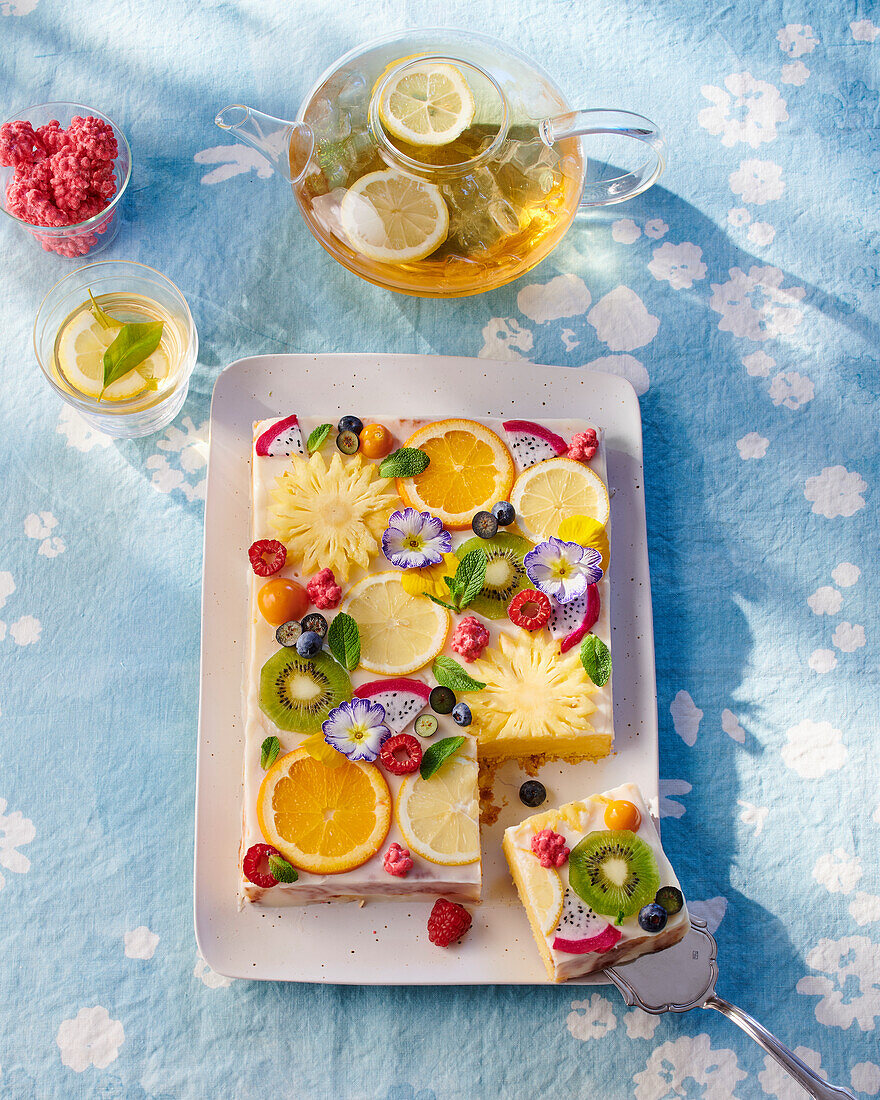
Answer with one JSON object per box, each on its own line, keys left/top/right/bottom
{"left": 503, "top": 783, "right": 689, "bottom": 982}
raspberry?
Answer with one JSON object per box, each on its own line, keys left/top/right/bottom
{"left": 507, "top": 588, "right": 552, "bottom": 631}
{"left": 0, "top": 120, "right": 39, "bottom": 168}
{"left": 248, "top": 539, "right": 287, "bottom": 576}
{"left": 243, "top": 842, "right": 283, "bottom": 888}
{"left": 530, "top": 827, "right": 570, "bottom": 869}
{"left": 383, "top": 842, "right": 413, "bottom": 877}
{"left": 568, "top": 430, "right": 599, "bottom": 462}
{"left": 379, "top": 733, "right": 422, "bottom": 776}
{"left": 450, "top": 615, "right": 490, "bottom": 662}
{"left": 306, "top": 567, "right": 342, "bottom": 610}
{"left": 427, "top": 898, "right": 472, "bottom": 946}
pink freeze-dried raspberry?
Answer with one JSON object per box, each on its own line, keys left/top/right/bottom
{"left": 530, "top": 827, "right": 570, "bottom": 869}
{"left": 35, "top": 119, "right": 68, "bottom": 155}
{"left": 383, "top": 842, "right": 414, "bottom": 877}
{"left": 0, "top": 120, "right": 40, "bottom": 168}
{"left": 67, "top": 115, "right": 118, "bottom": 162}
{"left": 307, "top": 568, "right": 342, "bottom": 610}
{"left": 450, "top": 615, "right": 490, "bottom": 662}
{"left": 568, "top": 430, "right": 599, "bottom": 462}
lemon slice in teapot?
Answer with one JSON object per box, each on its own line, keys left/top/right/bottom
{"left": 340, "top": 170, "right": 449, "bottom": 263}
{"left": 379, "top": 61, "right": 475, "bottom": 147}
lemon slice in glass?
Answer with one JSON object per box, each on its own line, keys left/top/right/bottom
{"left": 340, "top": 170, "right": 449, "bottom": 263}
{"left": 57, "top": 309, "right": 169, "bottom": 402}
{"left": 379, "top": 62, "right": 475, "bottom": 147}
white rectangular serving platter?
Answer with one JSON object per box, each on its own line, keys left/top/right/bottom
{"left": 195, "top": 353, "right": 658, "bottom": 984}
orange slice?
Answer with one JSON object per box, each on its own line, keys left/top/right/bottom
{"left": 257, "top": 748, "right": 391, "bottom": 874}
{"left": 397, "top": 419, "right": 515, "bottom": 529}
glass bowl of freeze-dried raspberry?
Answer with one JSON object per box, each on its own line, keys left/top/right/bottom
{"left": 0, "top": 103, "right": 131, "bottom": 258}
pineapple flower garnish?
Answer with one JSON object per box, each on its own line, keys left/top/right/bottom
{"left": 382, "top": 508, "right": 452, "bottom": 570}
{"left": 524, "top": 537, "right": 602, "bottom": 604}
{"left": 322, "top": 698, "right": 390, "bottom": 763}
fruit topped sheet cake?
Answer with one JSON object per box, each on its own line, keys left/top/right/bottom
{"left": 240, "top": 413, "right": 614, "bottom": 906}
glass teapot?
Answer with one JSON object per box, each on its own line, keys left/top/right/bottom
{"left": 216, "top": 30, "right": 664, "bottom": 298}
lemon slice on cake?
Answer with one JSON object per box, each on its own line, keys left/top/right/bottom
{"left": 395, "top": 740, "right": 479, "bottom": 865}
{"left": 379, "top": 62, "right": 475, "bottom": 147}
{"left": 340, "top": 170, "right": 449, "bottom": 263}
{"left": 57, "top": 310, "right": 169, "bottom": 402}
{"left": 510, "top": 457, "right": 610, "bottom": 543}
{"left": 516, "top": 858, "right": 564, "bottom": 935}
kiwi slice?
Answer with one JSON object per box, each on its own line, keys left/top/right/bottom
{"left": 568, "top": 830, "right": 660, "bottom": 921}
{"left": 259, "top": 648, "right": 350, "bottom": 733}
{"left": 456, "top": 532, "right": 531, "bottom": 619}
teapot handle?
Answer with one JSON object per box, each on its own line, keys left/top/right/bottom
{"left": 540, "top": 109, "right": 665, "bottom": 207}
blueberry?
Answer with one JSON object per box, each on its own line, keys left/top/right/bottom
{"left": 654, "top": 886, "right": 684, "bottom": 915}
{"left": 336, "top": 430, "right": 360, "bottom": 455}
{"left": 275, "top": 620, "right": 303, "bottom": 647}
{"left": 638, "top": 902, "right": 668, "bottom": 933}
{"left": 491, "top": 501, "right": 515, "bottom": 526}
{"left": 519, "top": 780, "right": 546, "bottom": 807}
{"left": 300, "top": 613, "right": 328, "bottom": 638}
{"left": 471, "top": 510, "right": 498, "bottom": 538}
{"left": 338, "top": 415, "right": 364, "bottom": 436}
{"left": 429, "top": 686, "right": 456, "bottom": 714}
{"left": 451, "top": 702, "right": 472, "bottom": 727}
{"left": 296, "top": 630, "right": 323, "bottom": 658}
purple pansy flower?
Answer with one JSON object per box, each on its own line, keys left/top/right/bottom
{"left": 524, "top": 537, "right": 603, "bottom": 604}
{"left": 382, "top": 508, "right": 452, "bottom": 569}
{"left": 322, "top": 698, "right": 390, "bottom": 763}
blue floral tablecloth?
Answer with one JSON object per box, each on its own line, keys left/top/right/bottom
{"left": 1, "top": 1, "right": 878, "bottom": 1097}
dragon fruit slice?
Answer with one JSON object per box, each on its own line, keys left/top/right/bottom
{"left": 503, "top": 419, "right": 568, "bottom": 470}
{"left": 551, "top": 889, "right": 622, "bottom": 955}
{"left": 352, "top": 678, "right": 431, "bottom": 734}
{"left": 548, "top": 583, "right": 601, "bottom": 653}
{"left": 255, "top": 414, "right": 305, "bottom": 458}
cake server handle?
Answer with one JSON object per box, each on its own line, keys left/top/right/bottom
{"left": 703, "top": 995, "right": 856, "bottom": 1099}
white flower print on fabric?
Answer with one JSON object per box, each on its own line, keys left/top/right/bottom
{"left": 689, "top": 898, "right": 728, "bottom": 933}
{"left": 722, "top": 709, "right": 746, "bottom": 742}
{"left": 659, "top": 779, "right": 691, "bottom": 819}
{"left": 644, "top": 218, "right": 668, "bottom": 239}
{"left": 738, "top": 801, "right": 768, "bottom": 836}
{"left": 759, "top": 1047, "right": 825, "bottom": 1097}
{"left": 648, "top": 242, "right": 707, "bottom": 290}
{"left": 146, "top": 417, "right": 208, "bottom": 503}
{"left": 0, "top": 797, "right": 35, "bottom": 891}
{"left": 728, "top": 207, "right": 751, "bottom": 227}
{"left": 730, "top": 160, "right": 785, "bottom": 204}
{"left": 565, "top": 994, "right": 617, "bottom": 1041}
{"left": 748, "top": 222, "right": 776, "bottom": 246}
{"left": 124, "top": 927, "right": 159, "bottom": 960}
{"left": 1, "top": 0, "right": 41, "bottom": 16}
{"left": 583, "top": 354, "right": 650, "bottom": 396}
{"left": 699, "top": 73, "right": 788, "bottom": 148}
{"left": 833, "top": 622, "right": 866, "bottom": 652}
{"left": 851, "top": 20, "right": 880, "bottom": 43}
{"left": 797, "top": 936, "right": 880, "bottom": 1031}
{"left": 813, "top": 850, "right": 862, "bottom": 894}
{"left": 194, "top": 951, "right": 233, "bottom": 988}
{"left": 517, "top": 274, "right": 590, "bottom": 323}
{"left": 809, "top": 649, "right": 837, "bottom": 674}
{"left": 478, "top": 317, "right": 533, "bottom": 360}
{"left": 670, "top": 690, "right": 702, "bottom": 746}
{"left": 850, "top": 894, "right": 880, "bottom": 927}
{"left": 781, "top": 719, "right": 846, "bottom": 778}
{"left": 634, "top": 1034, "right": 746, "bottom": 1099}
{"left": 743, "top": 350, "right": 775, "bottom": 377}
{"left": 769, "top": 370, "right": 814, "bottom": 409}
{"left": 561, "top": 329, "right": 579, "bottom": 350}
{"left": 851, "top": 1062, "right": 880, "bottom": 1095}
{"left": 709, "top": 266, "right": 805, "bottom": 340}
{"left": 56, "top": 1006, "right": 124, "bottom": 1072}
{"left": 24, "top": 512, "right": 65, "bottom": 558}
{"left": 612, "top": 218, "right": 641, "bottom": 243}
{"left": 194, "top": 145, "right": 273, "bottom": 185}
{"left": 832, "top": 563, "right": 860, "bottom": 587}
{"left": 875, "top": 803, "right": 880, "bottom": 825}
{"left": 804, "top": 466, "right": 867, "bottom": 518}
{"left": 625, "top": 1009, "right": 662, "bottom": 1040}
{"left": 0, "top": 572, "right": 14, "bottom": 610}
{"left": 56, "top": 406, "right": 112, "bottom": 451}
{"left": 781, "top": 62, "right": 810, "bottom": 86}
{"left": 587, "top": 287, "right": 659, "bottom": 351}
{"left": 9, "top": 616, "right": 41, "bottom": 646}
{"left": 737, "top": 432, "right": 769, "bottom": 459}
{"left": 777, "top": 25, "right": 819, "bottom": 57}
{"left": 808, "top": 587, "right": 842, "bottom": 615}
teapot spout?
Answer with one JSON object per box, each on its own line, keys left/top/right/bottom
{"left": 214, "top": 104, "right": 313, "bottom": 183}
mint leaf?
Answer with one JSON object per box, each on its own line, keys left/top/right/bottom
{"left": 432, "top": 655, "right": 486, "bottom": 692}
{"left": 419, "top": 735, "right": 466, "bottom": 780}
{"left": 327, "top": 612, "right": 360, "bottom": 671}
{"left": 102, "top": 320, "right": 163, "bottom": 393}
{"left": 580, "top": 633, "right": 612, "bottom": 686}
{"left": 268, "top": 854, "right": 298, "bottom": 883}
{"left": 87, "top": 289, "right": 122, "bottom": 331}
{"left": 452, "top": 548, "right": 487, "bottom": 611}
{"left": 379, "top": 448, "right": 430, "bottom": 479}
{"left": 260, "top": 735, "right": 281, "bottom": 770}
{"left": 423, "top": 592, "right": 457, "bottom": 612}
{"left": 307, "top": 423, "right": 332, "bottom": 453}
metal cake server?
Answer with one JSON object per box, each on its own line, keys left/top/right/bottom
{"left": 605, "top": 917, "right": 856, "bottom": 1099}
